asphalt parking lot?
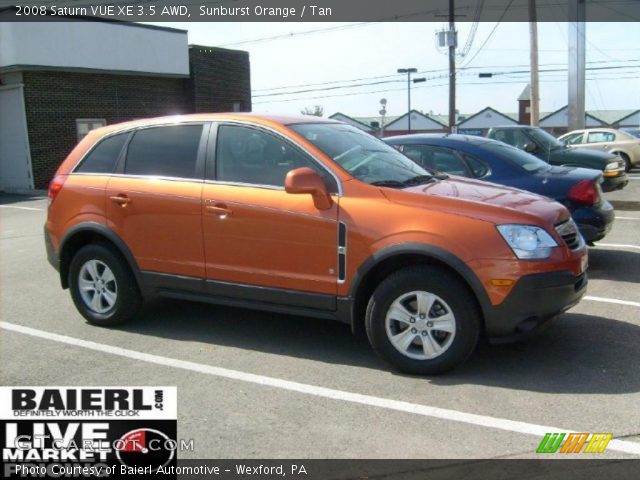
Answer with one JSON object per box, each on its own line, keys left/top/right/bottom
{"left": 1, "top": 169, "right": 639, "bottom": 460}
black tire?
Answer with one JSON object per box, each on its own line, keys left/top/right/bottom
{"left": 618, "top": 153, "right": 631, "bottom": 172}
{"left": 365, "top": 266, "right": 481, "bottom": 375}
{"left": 68, "top": 243, "right": 142, "bottom": 326}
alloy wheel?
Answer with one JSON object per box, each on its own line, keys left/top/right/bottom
{"left": 384, "top": 290, "right": 456, "bottom": 360}
{"left": 78, "top": 259, "right": 118, "bottom": 314}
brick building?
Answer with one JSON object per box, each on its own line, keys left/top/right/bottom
{"left": 0, "top": 20, "right": 251, "bottom": 191}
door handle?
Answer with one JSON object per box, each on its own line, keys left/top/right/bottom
{"left": 205, "top": 203, "right": 232, "bottom": 217}
{"left": 109, "top": 195, "right": 131, "bottom": 206}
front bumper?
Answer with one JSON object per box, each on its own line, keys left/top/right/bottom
{"left": 574, "top": 200, "right": 615, "bottom": 244}
{"left": 485, "top": 270, "right": 587, "bottom": 343}
{"left": 601, "top": 172, "right": 629, "bottom": 192}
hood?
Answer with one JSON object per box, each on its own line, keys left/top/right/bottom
{"left": 551, "top": 145, "right": 617, "bottom": 167}
{"left": 382, "top": 175, "right": 570, "bottom": 227}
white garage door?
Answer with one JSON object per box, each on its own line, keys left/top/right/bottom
{"left": 0, "top": 85, "right": 34, "bottom": 192}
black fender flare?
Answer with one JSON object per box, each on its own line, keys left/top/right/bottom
{"left": 59, "top": 222, "right": 144, "bottom": 291}
{"left": 348, "top": 243, "right": 492, "bottom": 328}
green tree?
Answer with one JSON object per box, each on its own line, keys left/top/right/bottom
{"left": 301, "top": 105, "right": 324, "bottom": 117}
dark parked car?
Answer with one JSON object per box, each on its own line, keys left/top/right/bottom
{"left": 486, "top": 125, "right": 628, "bottom": 192}
{"left": 385, "top": 134, "right": 614, "bottom": 244}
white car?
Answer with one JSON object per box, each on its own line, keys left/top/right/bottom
{"left": 559, "top": 128, "right": 640, "bottom": 172}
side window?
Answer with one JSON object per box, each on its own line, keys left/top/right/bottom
{"left": 75, "top": 133, "right": 127, "bottom": 174}
{"left": 587, "top": 131, "right": 615, "bottom": 143}
{"left": 124, "top": 125, "right": 203, "bottom": 179}
{"left": 402, "top": 145, "right": 470, "bottom": 177}
{"left": 463, "top": 154, "right": 490, "bottom": 178}
{"left": 511, "top": 129, "right": 531, "bottom": 150}
{"left": 215, "top": 124, "right": 337, "bottom": 191}
{"left": 563, "top": 132, "right": 584, "bottom": 145}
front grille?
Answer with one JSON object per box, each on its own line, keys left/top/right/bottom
{"left": 555, "top": 219, "right": 583, "bottom": 250}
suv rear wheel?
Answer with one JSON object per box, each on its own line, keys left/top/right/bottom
{"left": 68, "top": 244, "right": 142, "bottom": 326}
{"left": 365, "top": 266, "right": 480, "bottom": 375}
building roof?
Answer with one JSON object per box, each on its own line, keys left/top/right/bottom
{"left": 539, "top": 105, "right": 608, "bottom": 127}
{"left": 384, "top": 110, "right": 448, "bottom": 130}
{"left": 352, "top": 115, "right": 401, "bottom": 128}
{"left": 329, "top": 112, "right": 377, "bottom": 130}
{"left": 518, "top": 84, "right": 531, "bottom": 101}
{"left": 331, "top": 106, "right": 640, "bottom": 130}
{"left": 457, "top": 107, "right": 519, "bottom": 128}
{"left": 615, "top": 109, "right": 640, "bottom": 126}
{"left": 587, "top": 109, "right": 639, "bottom": 125}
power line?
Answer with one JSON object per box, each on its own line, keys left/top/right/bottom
{"left": 459, "top": 0, "right": 516, "bottom": 68}
{"left": 218, "top": 22, "right": 377, "bottom": 48}
{"left": 253, "top": 58, "right": 640, "bottom": 93}
{"left": 252, "top": 62, "right": 640, "bottom": 100}
{"left": 253, "top": 72, "right": 640, "bottom": 105}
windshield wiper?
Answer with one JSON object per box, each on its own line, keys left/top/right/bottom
{"left": 371, "top": 180, "right": 406, "bottom": 188}
{"left": 402, "top": 175, "right": 437, "bottom": 186}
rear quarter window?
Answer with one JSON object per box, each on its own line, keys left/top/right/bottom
{"left": 124, "top": 125, "right": 203, "bottom": 179}
{"left": 74, "top": 133, "right": 127, "bottom": 174}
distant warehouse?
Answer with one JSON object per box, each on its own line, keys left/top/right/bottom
{"left": 0, "top": 16, "right": 251, "bottom": 191}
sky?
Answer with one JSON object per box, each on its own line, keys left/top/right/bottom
{"left": 148, "top": 21, "right": 640, "bottom": 118}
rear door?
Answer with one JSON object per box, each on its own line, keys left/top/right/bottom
{"left": 585, "top": 131, "right": 616, "bottom": 153}
{"left": 201, "top": 122, "right": 340, "bottom": 306}
{"left": 105, "top": 123, "right": 209, "bottom": 284}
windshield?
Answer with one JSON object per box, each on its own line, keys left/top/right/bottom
{"left": 289, "top": 123, "right": 431, "bottom": 186}
{"left": 526, "top": 128, "right": 564, "bottom": 149}
{"left": 480, "top": 141, "right": 550, "bottom": 174}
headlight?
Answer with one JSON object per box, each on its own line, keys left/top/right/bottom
{"left": 605, "top": 161, "right": 621, "bottom": 171}
{"left": 497, "top": 224, "right": 558, "bottom": 259}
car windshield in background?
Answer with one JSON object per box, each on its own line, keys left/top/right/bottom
{"left": 289, "top": 123, "right": 430, "bottom": 187}
{"left": 527, "top": 128, "right": 565, "bottom": 149}
{"left": 481, "top": 141, "right": 550, "bottom": 173}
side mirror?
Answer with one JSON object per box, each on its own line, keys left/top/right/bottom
{"left": 285, "top": 167, "right": 333, "bottom": 210}
{"left": 524, "top": 142, "right": 538, "bottom": 153}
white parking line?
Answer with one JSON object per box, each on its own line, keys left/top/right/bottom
{"left": 616, "top": 216, "right": 640, "bottom": 220}
{"left": 597, "top": 243, "right": 640, "bottom": 251}
{"left": 1, "top": 320, "right": 639, "bottom": 455}
{"left": 584, "top": 296, "right": 640, "bottom": 308}
{"left": 0, "top": 205, "right": 45, "bottom": 212}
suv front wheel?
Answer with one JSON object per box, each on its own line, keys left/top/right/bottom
{"left": 68, "top": 244, "right": 142, "bottom": 326}
{"left": 365, "top": 266, "right": 480, "bottom": 375}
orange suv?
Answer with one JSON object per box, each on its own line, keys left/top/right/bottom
{"left": 45, "top": 114, "right": 588, "bottom": 374}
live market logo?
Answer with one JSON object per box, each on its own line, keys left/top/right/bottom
{"left": 0, "top": 387, "right": 177, "bottom": 478}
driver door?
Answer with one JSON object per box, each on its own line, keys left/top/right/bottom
{"left": 201, "top": 123, "right": 340, "bottom": 306}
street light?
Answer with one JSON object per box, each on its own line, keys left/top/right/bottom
{"left": 397, "top": 67, "right": 419, "bottom": 132}
{"left": 379, "top": 98, "right": 387, "bottom": 138}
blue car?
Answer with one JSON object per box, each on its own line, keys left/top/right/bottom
{"left": 384, "top": 134, "right": 614, "bottom": 244}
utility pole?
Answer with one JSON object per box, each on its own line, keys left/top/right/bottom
{"left": 529, "top": 0, "right": 540, "bottom": 126}
{"left": 448, "top": 0, "right": 457, "bottom": 133}
{"left": 397, "top": 67, "right": 418, "bottom": 132}
{"left": 568, "top": 0, "right": 586, "bottom": 131}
